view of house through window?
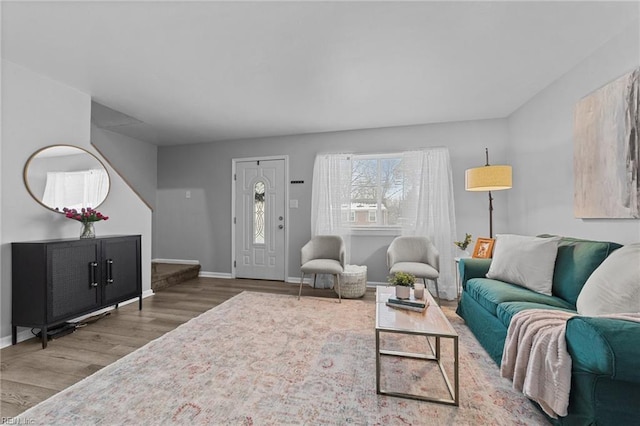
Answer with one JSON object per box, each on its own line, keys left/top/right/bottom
{"left": 346, "top": 155, "right": 404, "bottom": 227}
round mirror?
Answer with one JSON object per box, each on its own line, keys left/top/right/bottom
{"left": 23, "top": 145, "right": 111, "bottom": 212}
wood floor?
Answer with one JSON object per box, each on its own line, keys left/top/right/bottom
{"left": 0, "top": 277, "right": 376, "bottom": 418}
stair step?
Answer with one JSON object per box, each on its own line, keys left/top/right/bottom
{"left": 151, "top": 262, "right": 201, "bottom": 292}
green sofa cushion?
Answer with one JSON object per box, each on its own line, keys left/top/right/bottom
{"left": 496, "top": 301, "right": 576, "bottom": 328}
{"left": 466, "top": 278, "right": 574, "bottom": 316}
{"left": 538, "top": 235, "right": 622, "bottom": 307}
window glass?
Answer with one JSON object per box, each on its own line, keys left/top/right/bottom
{"left": 350, "top": 156, "right": 403, "bottom": 226}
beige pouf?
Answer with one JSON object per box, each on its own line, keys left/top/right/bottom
{"left": 337, "top": 264, "right": 367, "bottom": 298}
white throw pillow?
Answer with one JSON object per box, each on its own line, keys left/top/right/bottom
{"left": 486, "top": 234, "right": 560, "bottom": 296}
{"left": 576, "top": 243, "right": 640, "bottom": 315}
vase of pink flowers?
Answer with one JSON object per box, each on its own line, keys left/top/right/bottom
{"left": 63, "top": 207, "right": 109, "bottom": 239}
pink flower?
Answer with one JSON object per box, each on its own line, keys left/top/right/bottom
{"left": 61, "top": 207, "right": 109, "bottom": 223}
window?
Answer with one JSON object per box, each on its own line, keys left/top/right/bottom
{"left": 349, "top": 211, "right": 356, "bottom": 222}
{"left": 311, "top": 148, "right": 457, "bottom": 297}
{"left": 349, "top": 154, "right": 403, "bottom": 227}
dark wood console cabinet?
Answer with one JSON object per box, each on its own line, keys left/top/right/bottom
{"left": 12, "top": 235, "right": 142, "bottom": 348}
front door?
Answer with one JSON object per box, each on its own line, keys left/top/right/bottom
{"left": 234, "top": 159, "right": 286, "bottom": 280}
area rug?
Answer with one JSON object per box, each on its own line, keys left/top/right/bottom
{"left": 15, "top": 292, "right": 548, "bottom": 425}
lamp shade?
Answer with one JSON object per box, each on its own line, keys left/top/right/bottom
{"left": 465, "top": 165, "right": 512, "bottom": 191}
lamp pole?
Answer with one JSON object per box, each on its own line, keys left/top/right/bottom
{"left": 484, "top": 148, "right": 494, "bottom": 238}
{"left": 488, "top": 191, "right": 494, "bottom": 238}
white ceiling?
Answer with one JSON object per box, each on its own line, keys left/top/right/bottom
{"left": 2, "top": 1, "right": 638, "bottom": 146}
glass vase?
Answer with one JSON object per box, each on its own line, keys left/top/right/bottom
{"left": 457, "top": 248, "right": 471, "bottom": 258}
{"left": 80, "top": 222, "right": 96, "bottom": 239}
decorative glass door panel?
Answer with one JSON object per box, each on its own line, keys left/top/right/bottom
{"left": 254, "top": 181, "right": 265, "bottom": 244}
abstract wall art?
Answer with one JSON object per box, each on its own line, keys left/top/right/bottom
{"left": 574, "top": 67, "right": 639, "bottom": 219}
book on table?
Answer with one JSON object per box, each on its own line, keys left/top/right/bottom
{"left": 386, "top": 297, "right": 429, "bottom": 312}
{"left": 387, "top": 297, "right": 427, "bottom": 308}
{"left": 385, "top": 301, "right": 428, "bottom": 312}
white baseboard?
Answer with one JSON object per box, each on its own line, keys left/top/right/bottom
{"left": 288, "top": 277, "right": 381, "bottom": 287}
{"left": 199, "top": 271, "right": 232, "bottom": 279}
{"left": 0, "top": 290, "right": 155, "bottom": 349}
{"left": 287, "top": 276, "right": 311, "bottom": 284}
{"left": 194, "top": 273, "right": 383, "bottom": 288}
{"left": 3, "top": 329, "right": 35, "bottom": 349}
{"left": 152, "top": 258, "right": 200, "bottom": 265}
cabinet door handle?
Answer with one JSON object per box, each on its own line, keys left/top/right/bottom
{"left": 106, "top": 259, "right": 114, "bottom": 284}
{"left": 89, "top": 262, "right": 98, "bottom": 288}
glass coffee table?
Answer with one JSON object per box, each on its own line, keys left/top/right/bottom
{"left": 375, "top": 286, "right": 459, "bottom": 405}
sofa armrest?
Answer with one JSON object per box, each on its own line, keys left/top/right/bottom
{"left": 566, "top": 316, "right": 640, "bottom": 383}
{"left": 459, "top": 258, "right": 492, "bottom": 289}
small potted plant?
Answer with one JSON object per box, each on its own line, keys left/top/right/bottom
{"left": 388, "top": 271, "right": 415, "bottom": 299}
{"left": 454, "top": 233, "right": 473, "bottom": 256}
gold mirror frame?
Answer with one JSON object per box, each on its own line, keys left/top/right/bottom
{"left": 23, "top": 144, "right": 111, "bottom": 213}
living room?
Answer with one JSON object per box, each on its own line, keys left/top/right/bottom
{"left": 1, "top": 1, "right": 639, "bottom": 424}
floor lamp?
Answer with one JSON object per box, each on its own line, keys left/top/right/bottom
{"left": 465, "top": 148, "right": 512, "bottom": 238}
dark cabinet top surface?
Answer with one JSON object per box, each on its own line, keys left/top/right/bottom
{"left": 12, "top": 235, "right": 141, "bottom": 245}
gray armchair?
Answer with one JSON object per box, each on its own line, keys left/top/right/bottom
{"left": 387, "top": 236, "right": 440, "bottom": 304}
{"left": 299, "top": 235, "right": 345, "bottom": 302}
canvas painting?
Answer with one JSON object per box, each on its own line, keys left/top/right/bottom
{"left": 574, "top": 67, "right": 639, "bottom": 219}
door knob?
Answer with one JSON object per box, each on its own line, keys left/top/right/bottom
{"left": 278, "top": 225, "right": 284, "bottom": 229}
{"left": 279, "top": 216, "right": 284, "bottom": 221}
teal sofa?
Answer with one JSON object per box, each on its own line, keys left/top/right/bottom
{"left": 456, "top": 236, "right": 640, "bottom": 425}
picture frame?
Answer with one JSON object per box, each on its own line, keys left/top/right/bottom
{"left": 472, "top": 238, "right": 495, "bottom": 259}
{"left": 574, "top": 67, "right": 640, "bottom": 218}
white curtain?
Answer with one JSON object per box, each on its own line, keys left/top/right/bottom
{"left": 42, "top": 171, "right": 66, "bottom": 209}
{"left": 42, "top": 169, "right": 109, "bottom": 210}
{"left": 309, "top": 149, "right": 458, "bottom": 297}
{"left": 400, "top": 148, "right": 458, "bottom": 299}
{"left": 310, "top": 153, "right": 352, "bottom": 288}
{"left": 86, "top": 169, "right": 109, "bottom": 207}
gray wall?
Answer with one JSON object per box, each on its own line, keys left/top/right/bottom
{"left": 155, "top": 18, "right": 640, "bottom": 288}
{"left": 507, "top": 21, "right": 640, "bottom": 244}
{"left": 91, "top": 125, "right": 158, "bottom": 210}
{"left": 155, "top": 15, "right": 640, "bottom": 284}
{"left": 156, "top": 119, "right": 509, "bottom": 282}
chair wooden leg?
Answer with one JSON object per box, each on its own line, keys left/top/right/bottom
{"left": 334, "top": 274, "right": 341, "bottom": 303}
{"left": 298, "top": 273, "right": 305, "bottom": 300}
